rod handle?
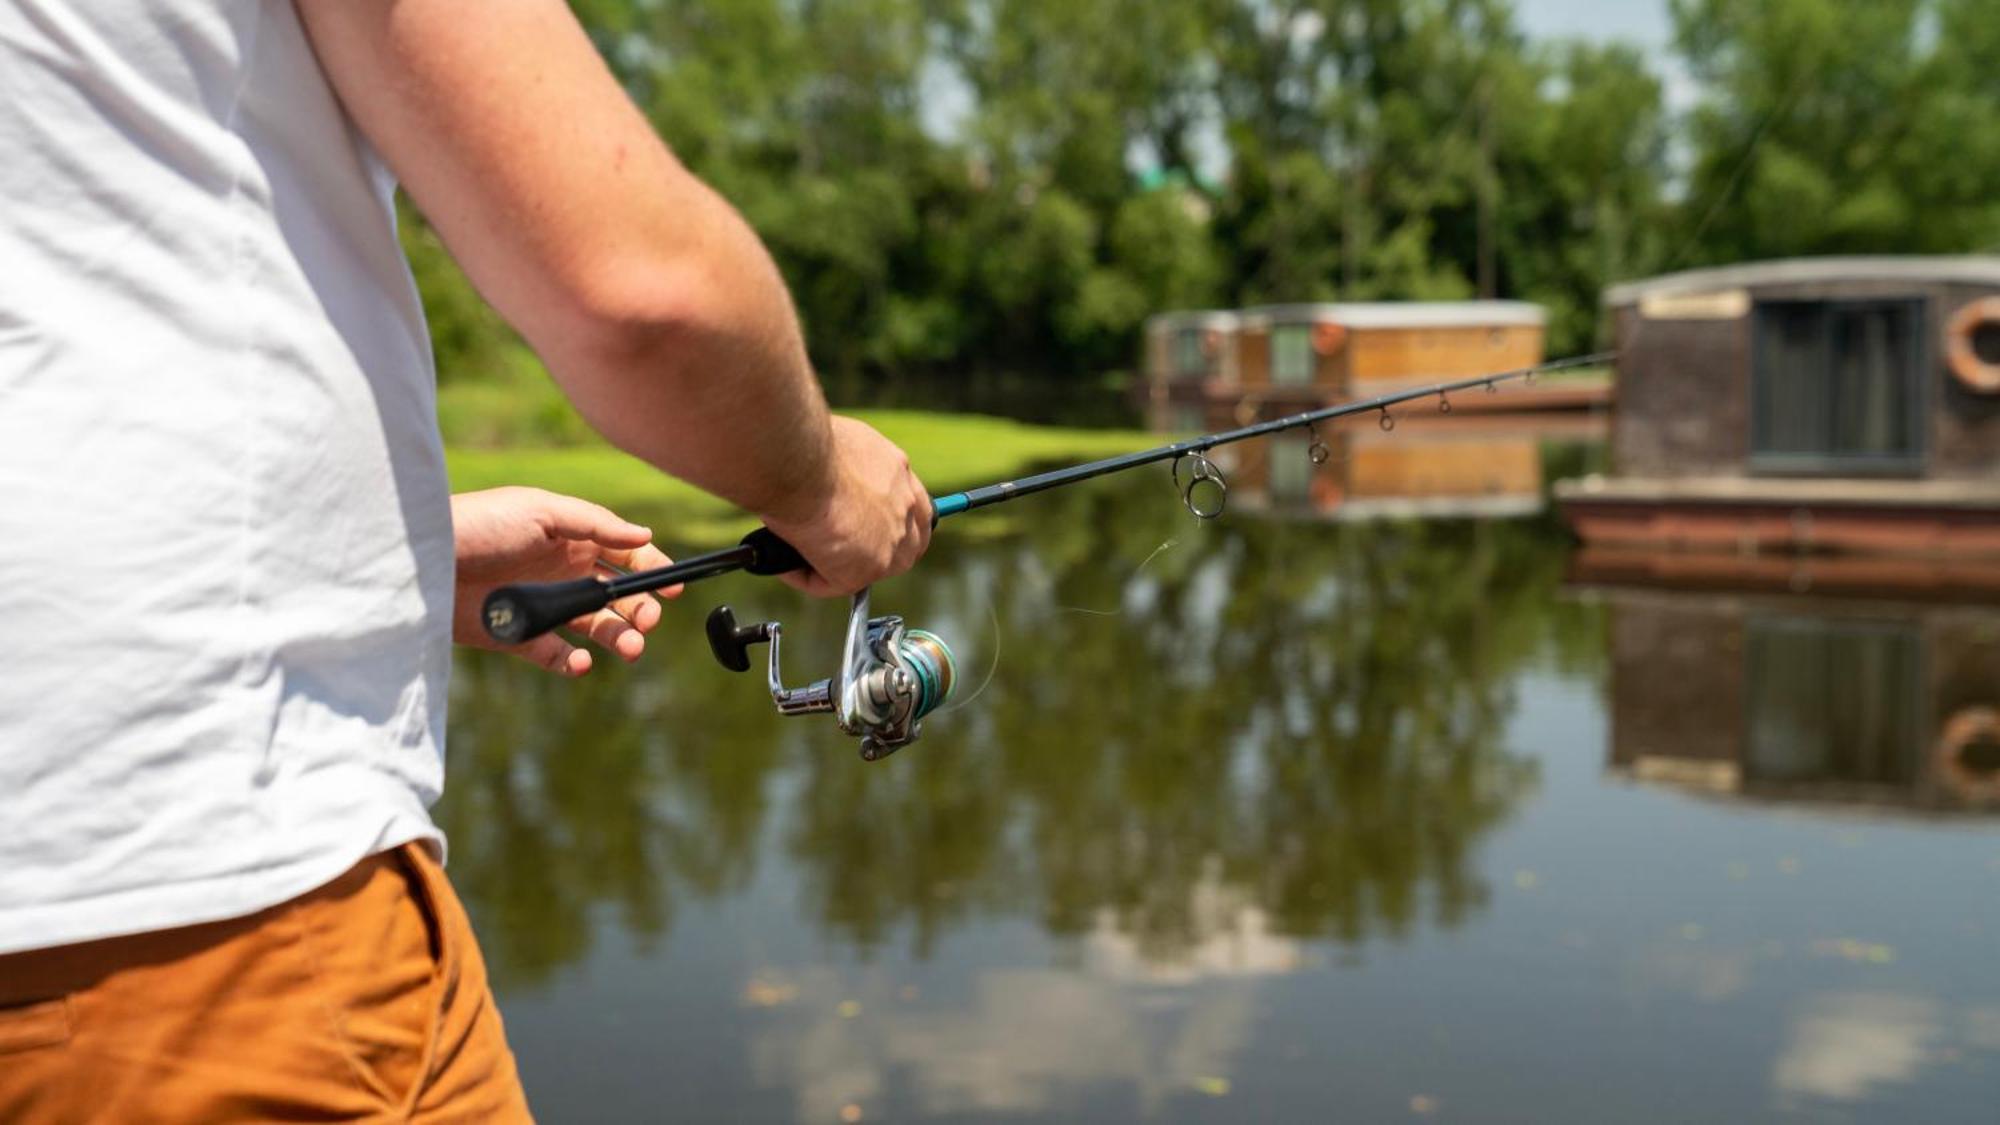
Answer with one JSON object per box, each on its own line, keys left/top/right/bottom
{"left": 741, "top": 527, "right": 807, "bottom": 576}
{"left": 481, "top": 577, "right": 613, "bottom": 645}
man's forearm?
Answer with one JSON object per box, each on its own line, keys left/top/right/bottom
{"left": 538, "top": 180, "right": 838, "bottom": 526}
{"left": 298, "top": 0, "right": 836, "bottom": 521}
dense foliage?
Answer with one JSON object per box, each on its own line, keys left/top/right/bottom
{"left": 409, "top": 0, "right": 2000, "bottom": 394}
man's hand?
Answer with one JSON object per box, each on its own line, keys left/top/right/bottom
{"left": 761, "top": 417, "right": 933, "bottom": 597}
{"left": 451, "top": 487, "right": 679, "bottom": 676}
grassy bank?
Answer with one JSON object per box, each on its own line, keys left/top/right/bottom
{"left": 442, "top": 369, "right": 1158, "bottom": 544}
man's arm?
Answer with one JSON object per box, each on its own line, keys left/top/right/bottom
{"left": 296, "top": 0, "right": 928, "bottom": 595}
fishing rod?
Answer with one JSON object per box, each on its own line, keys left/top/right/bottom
{"left": 481, "top": 350, "right": 1613, "bottom": 759}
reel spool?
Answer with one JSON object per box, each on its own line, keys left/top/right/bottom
{"left": 706, "top": 588, "right": 956, "bottom": 761}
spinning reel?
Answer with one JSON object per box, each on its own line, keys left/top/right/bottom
{"left": 704, "top": 589, "right": 956, "bottom": 761}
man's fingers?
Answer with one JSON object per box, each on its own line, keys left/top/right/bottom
{"left": 516, "top": 633, "right": 591, "bottom": 677}
{"left": 597, "top": 542, "right": 682, "bottom": 599}
{"left": 534, "top": 490, "right": 652, "bottom": 548}
{"left": 778, "top": 569, "right": 841, "bottom": 598}
{"left": 606, "top": 591, "right": 662, "bottom": 632}
{"left": 600, "top": 542, "right": 672, "bottom": 571}
{"left": 573, "top": 607, "right": 647, "bottom": 661}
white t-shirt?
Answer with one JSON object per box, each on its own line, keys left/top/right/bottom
{"left": 0, "top": 1, "right": 452, "bottom": 955}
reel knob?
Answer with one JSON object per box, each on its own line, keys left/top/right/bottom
{"left": 705, "top": 604, "right": 770, "bottom": 673}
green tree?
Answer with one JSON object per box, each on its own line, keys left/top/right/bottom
{"left": 1671, "top": 0, "right": 2000, "bottom": 261}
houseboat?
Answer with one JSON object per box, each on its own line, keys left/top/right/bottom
{"left": 1234, "top": 301, "right": 1548, "bottom": 399}
{"left": 1141, "top": 309, "right": 1241, "bottom": 434}
{"left": 1144, "top": 301, "right": 1611, "bottom": 519}
{"left": 1142, "top": 301, "right": 1576, "bottom": 435}
{"left": 1559, "top": 257, "right": 2000, "bottom": 562}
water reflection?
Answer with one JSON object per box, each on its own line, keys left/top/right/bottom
{"left": 744, "top": 868, "right": 1298, "bottom": 1120}
{"left": 1598, "top": 586, "right": 2000, "bottom": 814}
{"left": 441, "top": 455, "right": 2000, "bottom": 1122}
{"left": 442, "top": 472, "right": 1586, "bottom": 984}
{"left": 1224, "top": 416, "right": 1594, "bottom": 523}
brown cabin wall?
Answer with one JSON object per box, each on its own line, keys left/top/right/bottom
{"left": 1233, "top": 323, "right": 1349, "bottom": 392}
{"left": 1143, "top": 327, "right": 1170, "bottom": 382}
{"left": 1608, "top": 305, "right": 1751, "bottom": 478}
{"left": 1238, "top": 318, "right": 1544, "bottom": 395}
{"left": 1237, "top": 330, "right": 1271, "bottom": 390}
{"left": 1608, "top": 594, "right": 1746, "bottom": 774}
{"left": 1316, "top": 328, "right": 1347, "bottom": 391}
{"left": 1932, "top": 283, "right": 2000, "bottom": 478}
{"left": 1347, "top": 324, "right": 1545, "bottom": 388}
{"left": 1612, "top": 278, "right": 2000, "bottom": 481}
{"left": 1345, "top": 436, "right": 1542, "bottom": 500}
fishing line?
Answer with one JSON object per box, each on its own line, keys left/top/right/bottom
{"left": 933, "top": 600, "right": 1001, "bottom": 717}
{"left": 1052, "top": 532, "right": 1185, "bottom": 618}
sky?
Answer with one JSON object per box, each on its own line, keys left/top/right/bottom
{"left": 1515, "top": 0, "right": 1696, "bottom": 111}
{"left": 1513, "top": 0, "right": 1674, "bottom": 49}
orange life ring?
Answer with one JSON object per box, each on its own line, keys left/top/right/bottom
{"left": 1312, "top": 322, "right": 1347, "bottom": 356}
{"left": 1935, "top": 706, "right": 2000, "bottom": 801}
{"left": 1945, "top": 298, "right": 2000, "bottom": 394}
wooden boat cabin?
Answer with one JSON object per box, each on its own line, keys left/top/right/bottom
{"left": 1141, "top": 310, "right": 1241, "bottom": 434}
{"left": 1234, "top": 301, "right": 1547, "bottom": 402}
{"left": 1144, "top": 301, "right": 1552, "bottom": 436}
{"left": 1560, "top": 257, "right": 2000, "bottom": 558}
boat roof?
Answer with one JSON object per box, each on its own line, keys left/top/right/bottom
{"left": 1605, "top": 256, "right": 2000, "bottom": 306}
{"left": 1239, "top": 301, "right": 1546, "bottom": 329}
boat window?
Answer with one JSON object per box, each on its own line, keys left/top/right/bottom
{"left": 1268, "top": 434, "right": 1314, "bottom": 504}
{"left": 1751, "top": 299, "right": 1925, "bottom": 472}
{"left": 1175, "top": 328, "right": 1208, "bottom": 378}
{"left": 1272, "top": 325, "right": 1316, "bottom": 386}
{"left": 1746, "top": 616, "right": 1923, "bottom": 788}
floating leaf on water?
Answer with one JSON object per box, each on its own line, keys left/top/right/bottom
{"left": 1680, "top": 923, "right": 1706, "bottom": 942}
{"left": 1725, "top": 861, "right": 1751, "bottom": 881}
{"left": 1513, "top": 870, "right": 1540, "bottom": 891}
{"left": 1192, "top": 1076, "right": 1231, "bottom": 1097}
{"left": 1410, "top": 1094, "right": 1441, "bottom": 1115}
{"left": 742, "top": 977, "right": 798, "bottom": 1008}
{"left": 898, "top": 985, "right": 919, "bottom": 1002}
{"left": 1807, "top": 938, "right": 1896, "bottom": 965}
{"left": 837, "top": 1000, "right": 862, "bottom": 1019}
{"left": 1777, "top": 857, "right": 1801, "bottom": 875}
{"left": 840, "top": 1103, "right": 863, "bottom": 1123}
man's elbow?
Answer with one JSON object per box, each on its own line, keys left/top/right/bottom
{"left": 541, "top": 257, "right": 722, "bottom": 377}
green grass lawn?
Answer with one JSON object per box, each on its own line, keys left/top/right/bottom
{"left": 446, "top": 409, "right": 1159, "bottom": 545}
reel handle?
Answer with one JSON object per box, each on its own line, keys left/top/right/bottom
{"left": 481, "top": 577, "right": 612, "bottom": 646}
{"left": 705, "top": 605, "right": 771, "bottom": 673}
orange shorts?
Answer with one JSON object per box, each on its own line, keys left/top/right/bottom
{"left": 0, "top": 844, "right": 533, "bottom": 1123}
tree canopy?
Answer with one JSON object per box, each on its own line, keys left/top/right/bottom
{"left": 412, "top": 0, "right": 2000, "bottom": 393}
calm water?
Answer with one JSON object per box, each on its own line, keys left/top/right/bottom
{"left": 439, "top": 466, "right": 2000, "bottom": 1123}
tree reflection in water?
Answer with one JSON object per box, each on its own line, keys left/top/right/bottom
{"left": 440, "top": 472, "right": 1595, "bottom": 985}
